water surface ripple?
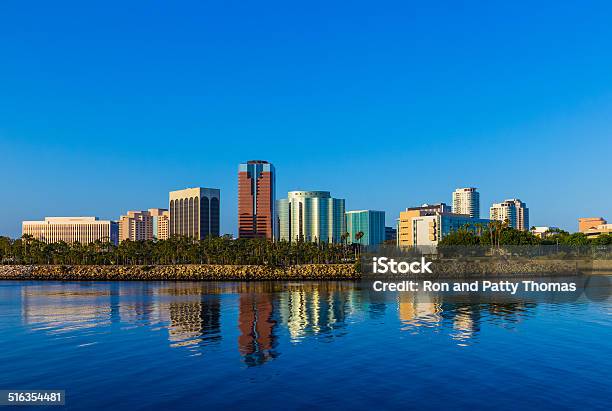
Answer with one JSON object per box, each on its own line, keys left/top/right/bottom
{"left": 0, "top": 281, "right": 610, "bottom": 410}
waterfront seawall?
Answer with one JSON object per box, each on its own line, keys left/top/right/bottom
{"left": 0, "top": 259, "right": 609, "bottom": 281}
{"left": 0, "top": 264, "right": 360, "bottom": 281}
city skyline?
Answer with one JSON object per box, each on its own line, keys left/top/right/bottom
{"left": 2, "top": 2, "right": 612, "bottom": 237}
{"left": 6, "top": 166, "right": 609, "bottom": 240}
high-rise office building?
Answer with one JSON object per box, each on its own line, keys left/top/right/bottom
{"left": 490, "top": 199, "right": 529, "bottom": 231}
{"left": 452, "top": 188, "right": 480, "bottom": 218}
{"left": 169, "top": 187, "right": 220, "bottom": 239}
{"left": 238, "top": 160, "right": 276, "bottom": 240}
{"left": 345, "top": 210, "right": 386, "bottom": 246}
{"left": 22, "top": 217, "right": 119, "bottom": 245}
{"left": 277, "top": 191, "right": 345, "bottom": 243}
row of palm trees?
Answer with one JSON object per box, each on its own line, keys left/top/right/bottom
{"left": 0, "top": 234, "right": 361, "bottom": 266}
{"left": 438, "top": 220, "right": 520, "bottom": 247}
{"left": 439, "top": 220, "right": 612, "bottom": 247}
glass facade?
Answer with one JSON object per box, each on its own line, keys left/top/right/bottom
{"left": 276, "top": 199, "right": 290, "bottom": 241}
{"left": 439, "top": 214, "right": 490, "bottom": 238}
{"left": 345, "top": 210, "right": 386, "bottom": 246}
{"left": 238, "top": 161, "right": 275, "bottom": 239}
{"left": 276, "top": 191, "right": 345, "bottom": 243}
{"left": 407, "top": 214, "right": 492, "bottom": 246}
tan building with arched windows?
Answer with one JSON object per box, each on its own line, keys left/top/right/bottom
{"left": 169, "top": 187, "right": 220, "bottom": 239}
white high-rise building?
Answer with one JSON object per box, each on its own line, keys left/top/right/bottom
{"left": 490, "top": 199, "right": 529, "bottom": 231}
{"left": 452, "top": 187, "right": 480, "bottom": 218}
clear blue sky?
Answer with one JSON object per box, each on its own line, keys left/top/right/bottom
{"left": 1, "top": 0, "right": 611, "bottom": 237}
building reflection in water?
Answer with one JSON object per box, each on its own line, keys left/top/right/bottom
{"left": 117, "top": 284, "right": 157, "bottom": 326}
{"left": 238, "top": 290, "right": 279, "bottom": 366}
{"left": 21, "top": 285, "right": 112, "bottom": 334}
{"left": 367, "top": 302, "right": 387, "bottom": 320}
{"left": 278, "top": 283, "right": 355, "bottom": 341}
{"left": 444, "top": 304, "right": 481, "bottom": 345}
{"left": 397, "top": 293, "right": 443, "bottom": 330}
{"left": 396, "top": 293, "right": 535, "bottom": 345}
{"left": 17, "top": 282, "right": 538, "bottom": 356}
{"left": 163, "top": 285, "right": 222, "bottom": 351}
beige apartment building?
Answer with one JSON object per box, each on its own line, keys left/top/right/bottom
{"left": 490, "top": 199, "right": 529, "bottom": 231}
{"left": 149, "top": 208, "right": 169, "bottom": 240}
{"left": 22, "top": 217, "right": 119, "bottom": 245}
{"left": 169, "top": 187, "right": 220, "bottom": 239}
{"left": 118, "top": 209, "right": 169, "bottom": 242}
{"left": 118, "top": 211, "right": 152, "bottom": 242}
{"left": 452, "top": 187, "right": 480, "bottom": 218}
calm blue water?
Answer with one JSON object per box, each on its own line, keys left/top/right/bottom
{"left": 0, "top": 281, "right": 610, "bottom": 410}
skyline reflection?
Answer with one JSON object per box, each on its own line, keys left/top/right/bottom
{"left": 17, "top": 281, "right": 541, "bottom": 364}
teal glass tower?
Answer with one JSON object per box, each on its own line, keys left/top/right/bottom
{"left": 345, "top": 210, "right": 385, "bottom": 246}
{"left": 276, "top": 191, "right": 345, "bottom": 243}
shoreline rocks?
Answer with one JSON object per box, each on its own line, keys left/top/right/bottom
{"left": 0, "top": 259, "right": 608, "bottom": 281}
{"left": 0, "top": 264, "right": 360, "bottom": 281}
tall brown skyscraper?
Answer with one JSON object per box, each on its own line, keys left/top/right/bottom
{"left": 238, "top": 160, "right": 276, "bottom": 239}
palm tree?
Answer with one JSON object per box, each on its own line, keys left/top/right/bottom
{"left": 341, "top": 232, "right": 350, "bottom": 246}
{"left": 21, "top": 234, "right": 34, "bottom": 264}
{"left": 0, "top": 233, "right": 361, "bottom": 268}
{"left": 355, "top": 231, "right": 364, "bottom": 244}
{"left": 354, "top": 231, "right": 364, "bottom": 259}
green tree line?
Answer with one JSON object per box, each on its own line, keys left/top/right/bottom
{"left": 439, "top": 223, "right": 612, "bottom": 246}
{"left": 0, "top": 235, "right": 357, "bottom": 266}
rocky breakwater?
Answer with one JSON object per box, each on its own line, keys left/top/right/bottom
{"left": 0, "top": 264, "right": 360, "bottom": 281}
{"left": 431, "top": 258, "right": 582, "bottom": 278}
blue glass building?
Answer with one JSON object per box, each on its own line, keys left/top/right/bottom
{"left": 345, "top": 210, "right": 386, "bottom": 246}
